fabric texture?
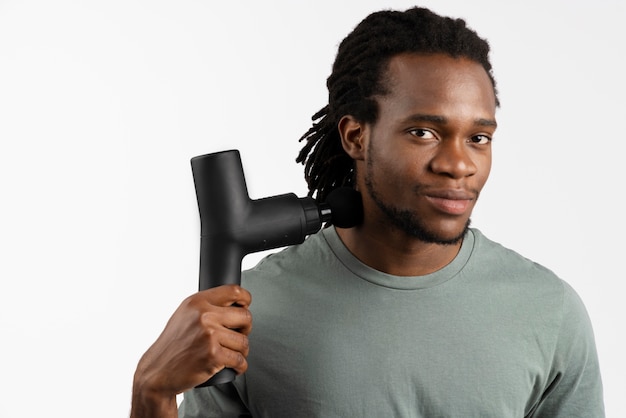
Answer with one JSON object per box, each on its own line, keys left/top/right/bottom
{"left": 179, "top": 227, "right": 604, "bottom": 417}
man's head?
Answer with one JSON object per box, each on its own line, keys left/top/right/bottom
{"left": 297, "top": 7, "right": 498, "bottom": 204}
{"left": 339, "top": 53, "right": 496, "bottom": 245}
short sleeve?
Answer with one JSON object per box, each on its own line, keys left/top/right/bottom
{"left": 530, "top": 282, "right": 604, "bottom": 417}
{"left": 178, "top": 383, "right": 251, "bottom": 418}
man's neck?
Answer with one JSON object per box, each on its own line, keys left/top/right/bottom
{"left": 335, "top": 225, "right": 463, "bottom": 277}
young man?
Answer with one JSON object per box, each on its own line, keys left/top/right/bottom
{"left": 131, "top": 7, "right": 604, "bottom": 417}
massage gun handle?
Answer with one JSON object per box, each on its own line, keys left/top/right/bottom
{"left": 191, "top": 151, "right": 246, "bottom": 388}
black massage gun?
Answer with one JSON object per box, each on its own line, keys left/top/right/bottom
{"left": 190, "top": 149, "right": 362, "bottom": 386}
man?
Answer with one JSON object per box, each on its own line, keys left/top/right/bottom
{"left": 131, "top": 7, "right": 604, "bottom": 417}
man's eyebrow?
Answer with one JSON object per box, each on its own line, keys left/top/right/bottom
{"left": 402, "top": 114, "right": 497, "bottom": 128}
{"left": 402, "top": 114, "right": 447, "bottom": 124}
{"left": 476, "top": 118, "right": 498, "bottom": 128}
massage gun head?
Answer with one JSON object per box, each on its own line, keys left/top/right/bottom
{"left": 318, "top": 187, "right": 363, "bottom": 228}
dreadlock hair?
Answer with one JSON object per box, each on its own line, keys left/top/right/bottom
{"left": 296, "top": 7, "right": 499, "bottom": 203}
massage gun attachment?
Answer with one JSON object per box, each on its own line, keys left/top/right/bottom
{"left": 191, "top": 149, "right": 362, "bottom": 386}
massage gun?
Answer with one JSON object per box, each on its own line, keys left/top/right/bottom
{"left": 190, "top": 149, "right": 363, "bottom": 386}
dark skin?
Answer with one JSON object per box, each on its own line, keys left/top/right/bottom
{"left": 131, "top": 52, "right": 497, "bottom": 417}
{"left": 337, "top": 53, "right": 496, "bottom": 276}
{"left": 131, "top": 285, "right": 252, "bottom": 417}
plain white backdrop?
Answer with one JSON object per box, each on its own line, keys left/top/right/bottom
{"left": 1, "top": 0, "right": 624, "bottom": 416}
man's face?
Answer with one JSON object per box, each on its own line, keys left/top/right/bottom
{"left": 354, "top": 53, "right": 497, "bottom": 244}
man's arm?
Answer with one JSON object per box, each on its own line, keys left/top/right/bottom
{"left": 130, "top": 285, "right": 253, "bottom": 418}
{"left": 131, "top": 384, "right": 178, "bottom": 418}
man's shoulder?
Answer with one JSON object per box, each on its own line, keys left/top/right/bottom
{"left": 242, "top": 229, "right": 331, "bottom": 282}
{"left": 468, "top": 228, "right": 565, "bottom": 288}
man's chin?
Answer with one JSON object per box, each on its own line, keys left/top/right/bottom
{"left": 425, "top": 224, "right": 470, "bottom": 246}
{"left": 381, "top": 206, "right": 471, "bottom": 245}
{"left": 409, "top": 221, "right": 470, "bottom": 246}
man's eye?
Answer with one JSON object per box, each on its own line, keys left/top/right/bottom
{"left": 470, "top": 135, "right": 491, "bottom": 145}
{"left": 409, "top": 129, "right": 436, "bottom": 139}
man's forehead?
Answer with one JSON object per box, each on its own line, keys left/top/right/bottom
{"left": 378, "top": 53, "right": 497, "bottom": 107}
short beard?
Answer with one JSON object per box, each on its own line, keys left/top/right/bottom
{"left": 364, "top": 156, "right": 470, "bottom": 246}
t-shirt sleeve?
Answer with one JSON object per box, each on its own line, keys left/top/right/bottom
{"left": 530, "top": 281, "right": 605, "bottom": 417}
{"left": 178, "top": 383, "right": 251, "bottom": 418}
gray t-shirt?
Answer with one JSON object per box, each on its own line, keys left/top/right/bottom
{"left": 179, "top": 228, "right": 604, "bottom": 417}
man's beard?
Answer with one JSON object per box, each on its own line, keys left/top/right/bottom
{"left": 364, "top": 156, "right": 470, "bottom": 246}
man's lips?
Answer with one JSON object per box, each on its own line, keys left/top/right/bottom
{"left": 424, "top": 190, "right": 476, "bottom": 215}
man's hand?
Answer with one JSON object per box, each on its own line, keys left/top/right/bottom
{"left": 130, "top": 285, "right": 252, "bottom": 418}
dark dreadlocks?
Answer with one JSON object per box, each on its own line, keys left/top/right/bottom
{"left": 296, "top": 7, "right": 499, "bottom": 203}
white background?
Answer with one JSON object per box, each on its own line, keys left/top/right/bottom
{"left": 1, "top": 0, "right": 624, "bottom": 416}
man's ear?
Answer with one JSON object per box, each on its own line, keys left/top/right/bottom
{"left": 338, "top": 115, "right": 367, "bottom": 161}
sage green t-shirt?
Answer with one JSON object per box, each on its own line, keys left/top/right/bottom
{"left": 179, "top": 228, "right": 604, "bottom": 417}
